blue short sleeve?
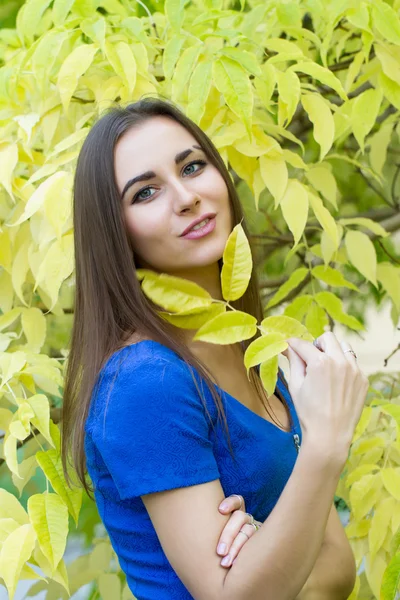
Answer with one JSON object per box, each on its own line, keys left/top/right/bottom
{"left": 88, "top": 349, "right": 220, "bottom": 500}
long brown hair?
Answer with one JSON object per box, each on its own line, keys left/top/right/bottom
{"left": 62, "top": 96, "right": 291, "bottom": 497}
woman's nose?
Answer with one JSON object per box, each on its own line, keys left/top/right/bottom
{"left": 172, "top": 180, "right": 201, "bottom": 211}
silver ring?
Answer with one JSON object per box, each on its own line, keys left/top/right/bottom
{"left": 230, "top": 494, "right": 244, "bottom": 510}
{"left": 238, "top": 529, "right": 250, "bottom": 540}
{"left": 245, "top": 512, "right": 255, "bottom": 525}
{"left": 344, "top": 349, "right": 357, "bottom": 359}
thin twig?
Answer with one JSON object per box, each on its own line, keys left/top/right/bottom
{"left": 357, "top": 168, "right": 396, "bottom": 209}
{"left": 377, "top": 239, "right": 400, "bottom": 265}
{"left": 391, "top": 164, "right": 400, "bottom": 208}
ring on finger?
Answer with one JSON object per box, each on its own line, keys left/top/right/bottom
{"left": 245, "top": 512, "right": 255, "bottom": 525}
{"left": 344, "top": 348, "right": 357, "bottom": 359}
{"left": 238, "top": 529, "right": 250, "bottom": 540}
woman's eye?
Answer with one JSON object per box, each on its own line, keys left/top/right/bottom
{"left": 132, "top": 160, "right": 207, "bottom": 204}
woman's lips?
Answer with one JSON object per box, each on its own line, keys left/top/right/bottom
{"left": 180, "top": 216, "right": 216, "bottom": 239}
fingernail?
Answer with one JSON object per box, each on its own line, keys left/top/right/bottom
{"left": 217, "top": 542, "right": 227, "bottom": 555}
{"left": 221, "top": 554, "right": 231, "bottom": 566}
{"left": 219, "top": 502, "right": 228, "bottom": 511}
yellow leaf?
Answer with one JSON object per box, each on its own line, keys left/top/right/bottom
{"left": 98, "top": 573, "right": 121, "bottom": 600}
{"left": 11, "top": 455, "right": 38, "bottom": 497}
{"left": 35, "top": 449, "right": 82, "bottom": 525}
{"left": 338, "top": 217, "right": 389, "bottom": 238}
{"left": 44, "top": 174, "right": 72, "bottom": 240}
{"left": 244, "top": 333, "right": 288, "bottom": 371}
{"left": 375, "top": 43, "right": 400, "bottom": 85}
{"left": 212, "top": 57, "right": 253, "bottom": 138}
{"left": 105, "top": 41, "right": 137, "bottom": 96}
{"left": 220, "top": 47, "right": 262, "bottom": 77}
{"left": 187, "top": 61, "right": 213, "bottom": 124}
{"left": 165, "top": 0, "right": 185, "bottom": 32}
{"left": 0, "top": 271, "right": 14, "bottom": 313}
{"left": 27, "top": 493, "right": 68, "bottom": 572}
{"left": 57, "top": 44, "right": 98, "bottom": 112}
{"left": 302, "top": 94, "right": 334, "bottom": 161}
{"left": 21, "top": 308, "right": 46, "bottom": 352}
{"left": 275, "top": 68, "right": 300, "bottom": 127}
{"left": 364, "top": 552, "right": 387, "bottom": 600}
{"left": 284, "top": 295, "right": 314, "bottom": 321}
{"left": 308, "top": 191, "right": 339, "bottom": 249}
{"left": 369, "top": 122, "right": 393, "bottom": 176}
{"left": 160, "top": 303, "right": 225, "bottom": 329}
{"left": 261, "top": 315, "right": 313, "bottom": 341}
{"left": 0, "top": 143, "right": 18, "bottom": 200}
{"left": 345, "top": 230, "right": 377, "bottom": 287}
{"left": 0, "top": 523, "right": 36, "bottom": 600}
{"left": 12, "top": 172, "right": 67, "bottom": 227}
{"left": 0, "top": 490, "right": 29, "bottom": 525}
{"left": 16, "top": 0, "right": 52, "bottom": 44}
{"left": 48, "top": 129, "right": 88, "bottom": 159}
{"left": 305, "top": 165, "right": 338, "bottom": 209}
{"left": 311, "top": 265, "right": 359, "bottom": 291}
{"left": 349, "top": 473, "right": 382, "bottom": 520}
{"left": 162, "top": 36, "right": 185, "bottom": 80}
{"left": 172, "top": 45, "right": 202, "bottom": 102}
{"left": 34, "top": 545, "right": 70, "bottom": 593}
{"left": 259, "top": 154, "right": 288, "bottom": 208}
{"left": 315, "top": 291, "right": 364, "bottom": 330}
{"left": 0, "top": 351, "right": 27, "bottom": 388}
{"left": 280, "top": 180, "right": 308, "bottom": 246}
{"left": 259, "top": 356, "right": 279, "bottom": 397}
{"left": 0, "top": 230, "right": 12, "bottom": 273}
{"left": 0, "top": 519, "right": 20, "bottom": 543}
{"left": 352, "top": 88, "right": 383, "bottom": 153}
{"left": 140, "top": 271, "right": 212, "bottom": 312}
{"left": 292, "top": 61, "right": 347, "bottom": 100}
{"left": 35, "top": 234, "right": 74, "bottom": 310}
{"left": 305, "top": 302, "right": 329, "bottom": 338}
{"left": 27, "top": 394, "right": 54, "bottom": 448}
{"left": 345, "top": 463, "right": 378, "bottom": 488}
{"left": 372, "top": 1, "right": 400, "bottom": 45}
{"left": 221, "top": 224, "right": 252, "bottom": 302}
{"left": 266, "top": 268, "right": 309, "bottom": 310}
{"left": 368, "top": 497, "right": 396, "bottom": 560}
{"left": 80, "top": 16, "right": 106, "bottom": 52}
{"left": 11, "top": 239, "right": 30, "bottom": 306}
{"left": 193, "top": 310, "right": 257, "bottom": 344}
{"left": 381, "top": 467, "right": 400, "bottom": 500}
{"left": 377, "top": 262, "right": 400, "bottom": 311}
{"left": 4, "top": 433, "right": 20, "bottom": 478}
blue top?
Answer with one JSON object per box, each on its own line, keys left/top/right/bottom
{"left": 84, "top": 340, "right": 302, "bottom": 600}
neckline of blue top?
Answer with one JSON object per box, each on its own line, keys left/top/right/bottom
{"left": 113, "top": 340, "right": 301, "bottom": 453}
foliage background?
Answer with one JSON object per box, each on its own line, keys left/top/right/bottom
{"left": 1, "top": 0, "right": 400, "bottom": 598}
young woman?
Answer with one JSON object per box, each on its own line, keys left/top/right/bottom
{"left": 62, "top": 97, "right": 369, "bottom": 600}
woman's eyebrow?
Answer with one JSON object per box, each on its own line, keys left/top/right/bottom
{"left": 120, "top": 144, "right": 203, "bottom": 200}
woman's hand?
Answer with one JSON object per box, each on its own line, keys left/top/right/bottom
{"left": 216, "top": 494, "right": 262, "bottom": 568}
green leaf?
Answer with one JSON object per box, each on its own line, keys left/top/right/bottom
{"left": 213, "top": 57, "right": 253, "bottom": 138}
{"left": 27, "top": 493, "right": 68, "bottom": 572}
{"left": 280, "top": 180, "right": 309, "bottom": 246}
{"left": 16, "top": 0, "right": 53, "bottom": 44}
{"left": 221, "top": 224, "right": 252, "bottom": 302}
{"left": 380, "top": 552, "right": 400, "bottom": 600}
{"left": 302, "top": 94, "right": 334, "bottom": 161}
{"left": 140, "top": 272, "right": 212, "bottom": 312}
{"left": 345, "top": 230, "right": 378, "bottom": 287}
{"left": 312, "top": 265, "right": 359, "bottom": 291}
{"left": 244, "top": 333, "right": 288, "bottom": 371}
{"left": 0, "top": 143, "right": 18, "bottom": 201}
{"left": 266, "top": 268, "right": 309, "bottom": 309}
{"left": 352, "top": 88, "right": 383, "bottom": 153}
{"left": 291, "top": 61, "right": 347, "bottom": 100}
{"left": 193, "top": 311, "right": 257, "bottom": 344}
{"left": 284, "top": 295, "right": 314, "bottom": 321}
{"left": 315, "top": 291, "right": 364, "bottom": 330}
{"left": 369, "top": 122, "right": 393, "bottom": 176}
{"left": 52, "top": 0, "right": 75, "bottom": 25}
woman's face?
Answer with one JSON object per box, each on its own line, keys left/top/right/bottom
{"left": 114, "top": 116, "right": 233, "bottom": 275}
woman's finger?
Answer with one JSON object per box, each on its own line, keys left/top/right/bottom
{"left": 339, "top": 341, "right": 358, "bottom": 366}
{"left": 221, "top": 520, "right": 260, "bottom": 568}
{"left": 219, "top": 494, "right": 245, "bottom": 514}
{"left": 217, "top": 494, "right": 246, "bottom": 556}
{"left": 310, "top": 331, "right": 347, "bottom": 362}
